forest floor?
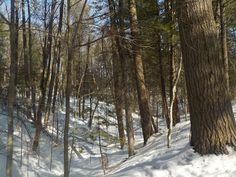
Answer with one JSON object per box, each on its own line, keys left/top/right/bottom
{"left": 0, "top": 99, "right": 236, "bottom": 177}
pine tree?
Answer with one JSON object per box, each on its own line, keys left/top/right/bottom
{"left": 129, "top": 0, "right": 153, "bottom": 145}
{"left": 177, "top": 0, "right": 236, "bottom": 154}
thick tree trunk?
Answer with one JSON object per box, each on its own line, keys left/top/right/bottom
{"left": 129, "top": 0, "right": 153, "bottom": 145}
{"left": 177, "top": 0, "right": 236, "bottom": 154}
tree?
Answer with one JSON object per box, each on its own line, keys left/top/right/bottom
{"left": 129, "top": 0, "right": 153, "bottom": 145}
{"left": 177, "top": 0, "right": 236, "bottom": 154}
{"left": 156, "top": 0, "right": 170, "bottom": 129}
{"left": 44, "top": 0, "right": 57, "bottom": 127}
{"left": 52, "top": 0, "right": 64, "bottom": 117}
{"left": 64, "top": 1, "right": 72, "bottom": 175}
{"left": 6, "top": 0, "right": 18, "bottom": 176}
{"left": 32, "top": 0, "right": 55, "bottom": 151}
{"left": 64, "top": 0, "right": 87, "bottom": 176}
{"left": 22, "top": 0, "right": 29, "bottom": 96}
{"left": 26, "top": 0, "right": 37, "bottom": 121}
{"left": 118, "top": 0, "right": 135, "bottom": 156}
{"left": 219, "top": 0, "right": 229, "bottom": 91}
{"left": 108, "top": 0, "right": 126, "bottom": 150}
{"left": 167, "top": 0, "right": 180, "bottom": 126}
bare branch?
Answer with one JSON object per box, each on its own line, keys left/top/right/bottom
{"left": 0, "top": 12, "right": 10, "bottom": 25}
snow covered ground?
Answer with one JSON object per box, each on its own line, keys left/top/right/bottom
{"left": 107, "top": 121, "right": 236, "bottom": 177}
{"left": 0, "top": 100, "right": 236, "bottom": 177}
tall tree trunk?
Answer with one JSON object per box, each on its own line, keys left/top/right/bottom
{"left": 6, "top": 0, "right": 17, "bottom": 176}
{"left": 52, "top": 0, "right": 64, "bottom": 114}
{"left": 32, "top": 0, "right": 49, "bottom": 151}
{"left": 44, "top": 0, "right": 57, "bottom": 127}
{"left": 169, "top": 0, "right": 180, "bottom": 126}
{"left": 64, "top": 1, "right": 87, "bottom": 176}
{"left": 156, "top": 1, "right": 170, "bottom": 129}
{"left": 129, "top": 0, "right": 153, "bottom": 145}
{"left": 108, "top": 0, "right": 126, "bottom": 149}
{"left": 26, "top": 0, "right": 36, "bottom": 121}
{"left": 22, "top": 0, "right": 29, "bottom": 95}
{"left": 119, "top": 0, "right": 135, "bottom": 156}
{"left": 64, "top": 1, "right": 71, "bottom": 175}
{"left": 177, "top": 0, "right": 236, "bottom": 154}
{"left": 22, "top": 0, "right": 31, "bottom": 120}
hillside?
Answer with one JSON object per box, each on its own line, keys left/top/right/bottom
{"left": 0, "top": 101, "right": 236, "bottom": 177}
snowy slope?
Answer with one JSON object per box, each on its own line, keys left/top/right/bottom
{"left": 0, "top": 101, "right": 236, "bottom": 177}
{"left": 106, "top": 121, "right": 236, "bottom": 177}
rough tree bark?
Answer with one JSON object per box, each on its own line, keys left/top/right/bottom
{"left": 129, "top": 0, "right": 153, "bottom": 145}
{"left": 177, "top": 0, "right": 236, "bottom": 154}
{"left": 219, "top": 0, "right": 229, "bottom": 91}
